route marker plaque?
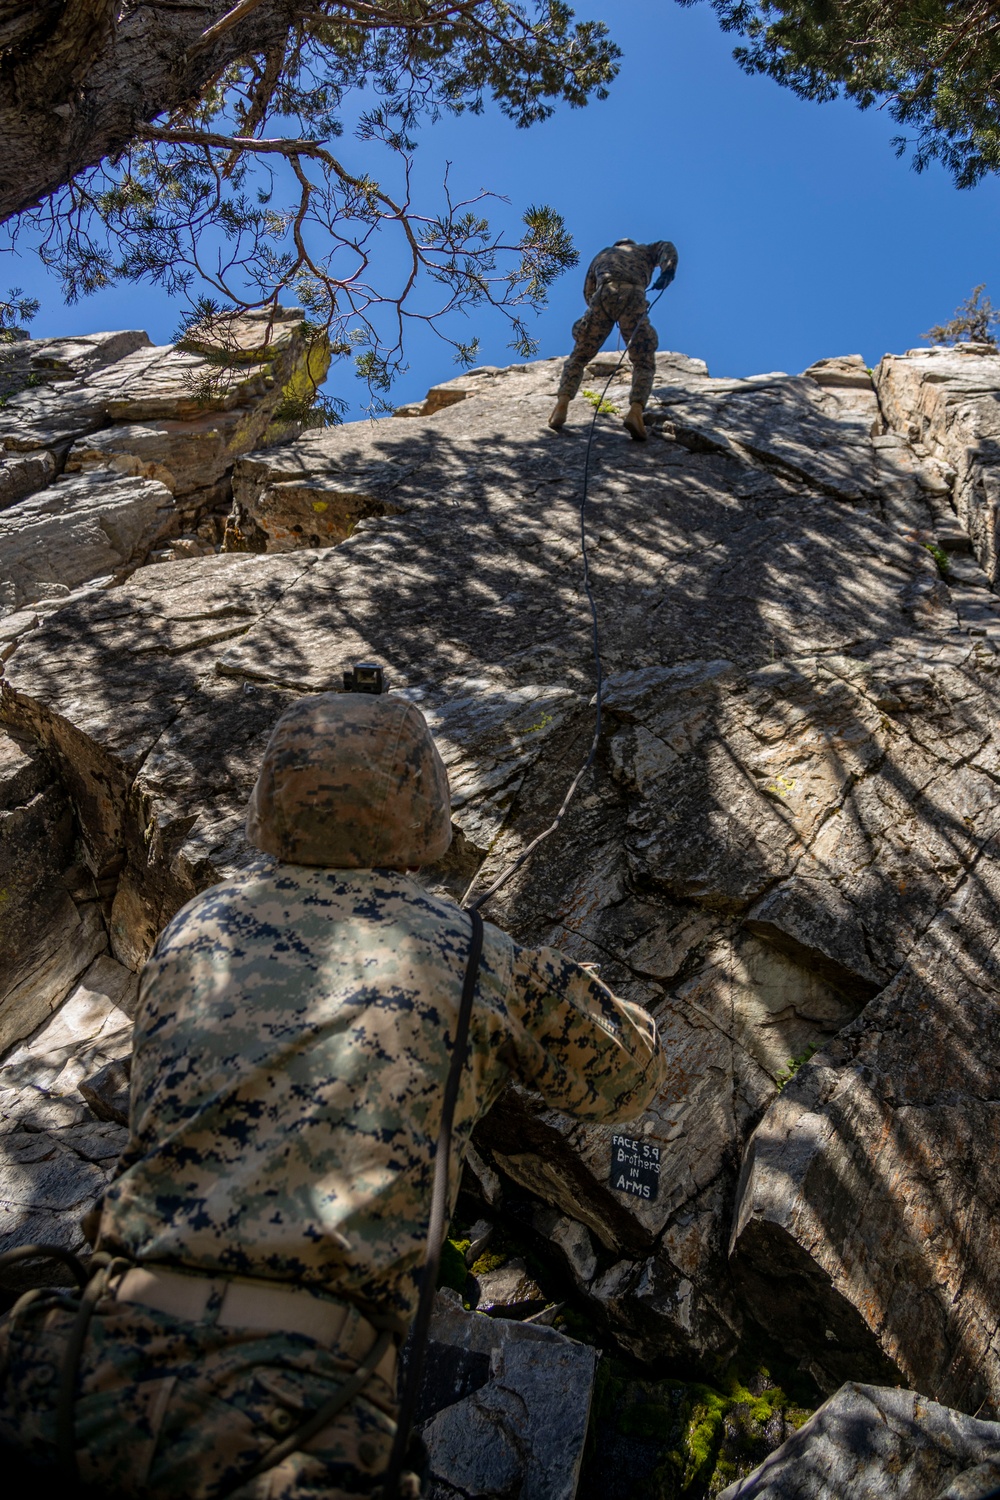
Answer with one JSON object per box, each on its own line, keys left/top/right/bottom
{"left": 610, "top": 1134, "right": 660, "bottom": 1201}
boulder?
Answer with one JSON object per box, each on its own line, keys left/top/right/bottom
{"left": 78, "top": 1056, "right": 131, "bottom": 1127}
{"left": 473, "top": 1258, "right": 548, "bottom": 1318}
{"left": 414, "top": 1289, "right": 597, "bottom": 1500}
{"left": 717, "top": 1383, "right": 1000, "bottom": 1500}
{"left": 0, "top": 952, "right": 136, "bottom": 1288}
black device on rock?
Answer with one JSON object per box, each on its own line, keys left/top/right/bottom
{"left": 343, "top": 663, "right": 387, "bottom": 695}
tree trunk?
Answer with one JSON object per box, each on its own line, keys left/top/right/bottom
{"left": 0, "top": 0, "right": 299, "bottom": 223}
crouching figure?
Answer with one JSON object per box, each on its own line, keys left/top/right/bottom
{"left": 549, "top": 237, "right": 678, "bottom": 442}
{"left": 0, "top": 690, "right": 665, "bottom": 1499}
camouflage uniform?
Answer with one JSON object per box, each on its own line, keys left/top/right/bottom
{"left": 0, "top": 693, "right": 666, "bottom": 1498}
{"left": 556, "top": 239, "right": 679, "bottom": 410}
{"left": 1, "top": 1293, "right": 399, "bottom": 1499}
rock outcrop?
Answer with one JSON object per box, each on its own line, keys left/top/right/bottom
{"left": 417, "top": 1290, "right": 597, "bottom": 1500}
{"left": 6, "top": 327, "right": 1000, "bottom": 1486}
{"left": 876, "top": 344, "right": 1000, "bottom": 595}
{"left": 718, "top": 1383, "right": 1000, "bottom": 1499}
{"left": 0, "top": 308, "right": 327, "bottom": 613}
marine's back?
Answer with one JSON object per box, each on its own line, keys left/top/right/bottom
{"left": 95, "top": 861, "right": 663, "bottom": 1321}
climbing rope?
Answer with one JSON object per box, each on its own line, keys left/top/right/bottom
{"left": 462, "top": 283, "right": 670, "bottom": 913}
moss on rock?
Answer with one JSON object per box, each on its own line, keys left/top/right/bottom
{"left": 437, "top": 1237, "right": 471, "bottom": 1295}
{"left": 581, "top": 1358, "right": 812, "bottom": 1500}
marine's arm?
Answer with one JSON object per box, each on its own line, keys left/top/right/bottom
{"left": 504, "top": 942, "right": 666, "bottom": 1120}
{"left": 650, "top": 240, "right": 678, "bottom": 293}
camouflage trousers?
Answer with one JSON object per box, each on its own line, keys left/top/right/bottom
{"left": 0, "top": 1290, "right": 401, "bottom": 1499}
{"left": 556, "top": 281, "right": 658, "bottom": 409}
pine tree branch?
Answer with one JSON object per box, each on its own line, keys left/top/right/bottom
{"left": 135, "top": 121, "right": 432, "bottom": 265}
{"left": 195, "top": 0, "right": 274, "bottom": 50}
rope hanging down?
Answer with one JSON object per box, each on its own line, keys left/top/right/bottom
{"left": 462, "top": 283, "right": 670, "bottom": 913}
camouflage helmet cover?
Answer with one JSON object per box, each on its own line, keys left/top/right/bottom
{"left": 246, "top": 692, "right": 452, "bottom": 868}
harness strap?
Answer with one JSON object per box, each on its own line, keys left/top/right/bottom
{"left": 0, "top": 1243, "right": 88, "bottom": 1293}
{"left": 56, "top": 1256, "right": 119, "bottom": 1482}
{"left": 2, "top": 1246, "right": 399, "bottom": 1492}
{"left": 379, "top": 905, "right": 485, "bottom": 1499}
{"left": 215, "top": 1326, "right": 396, "bottom": 1499}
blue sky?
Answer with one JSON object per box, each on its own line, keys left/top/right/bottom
{"left": 6, "top": 1, "right": 1000, "bottom": 415}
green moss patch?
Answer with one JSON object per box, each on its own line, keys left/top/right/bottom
{"left": 581, "top": 1359, "right": 814, "bottom": 1500}
{"left": 437, "top": 1238, "right": 471, "bottom": 1295}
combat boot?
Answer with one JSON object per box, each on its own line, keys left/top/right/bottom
{"left": 623, "top": 402, "right": 647, "bottom": 442}
{"left": 548, "top": 395, "right": 570, "bottom": 432}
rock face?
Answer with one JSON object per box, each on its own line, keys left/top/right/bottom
{"left": 0, "top": 550, "right": 322, "bottom": 970}
{"left": 730, "top": 857, "right": 1000, "bottom": 1411}
{"left": 0, "top": 954, "right": 135, "bottom": 1283}
{"left": 0, "top": 729, "right": 105, "bottom": 1055}
{"left": 718, "top": 1383, "right": 1000, "bottom": 1500}
{"left": 5, "top": 332, "right": 1000, "bottom": 1464}
{"left": 876, "top": 345, "right": 1000, "bottom": 590}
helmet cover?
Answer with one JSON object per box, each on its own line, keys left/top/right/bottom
{"left": 246, "top": 692, "right": 453, "bottom": 868}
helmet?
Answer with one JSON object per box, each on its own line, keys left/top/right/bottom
{"left": 246, "top": 692, "right": 452, "bottom": 868}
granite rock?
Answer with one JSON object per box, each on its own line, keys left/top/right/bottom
{"left": 875, "top": 344, "right": 1000, "bottom": 582}
{"left": 717, "top": 1383, "right": 1000, "bottom": 1500}
{"left": 78, "top": 1055, "right": 131, "bottom": 1127}
{"left": 4, "top": 339, "right": 1000, "bottom": 1410}
{"left": 0, "top": 471, "right": 176, "bottom": 613}
{"left": 0, "top": 729, "right": 105, "bottom": 1055}
{"left": 0, "top": 551, "right": 321, "bottom": 968}
{"left": 414, "top": 1289, "right": 597, "bottom": 1500}
{"left": 473, "top": 1258, "right": 548, "bottom": 1319}
{"left": 0, "top": 953, "right": 135, "bottom": 1287}
{"left": 0, "top": 309, "right": 328, "bottom": 614}
{"left": 731, "top": 854, "right": 1000, "bottom": 1412}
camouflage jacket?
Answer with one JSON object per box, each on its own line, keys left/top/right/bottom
{"left": 96, "top": 864, "right": 665, "bottom": 1323}
{"left": 583, "top": 240, "right": 678, "bottom": 302}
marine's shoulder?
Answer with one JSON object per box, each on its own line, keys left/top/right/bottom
{"left": 393, "top": 876, "right": 514, "bottom": 967}
{"left": 150, "top": 860, "right": 339, "bottom": 952}
{"left": 392, "top": 873, "right": 489, "bottom": 933}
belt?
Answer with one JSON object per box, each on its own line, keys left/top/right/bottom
{"left": 111, "top": 1265, "right": 398, "bottom": 1387}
